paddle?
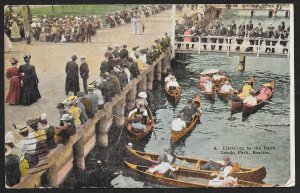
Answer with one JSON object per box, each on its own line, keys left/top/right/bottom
{"left": 264, "top": 101, "right": 275, "bottom": 105}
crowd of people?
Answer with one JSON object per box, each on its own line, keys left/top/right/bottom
{"left": 5, "top": 31, "right": 171, "bottom": 187}
{"left": 4, "top": 5, "right": 171, "bottom": 45}
{"left": 176, "top": 6, "right": 290, "bottom": 54}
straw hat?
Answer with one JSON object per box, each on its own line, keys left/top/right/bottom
{"left": 138, "top": 92, "right": 147, "bottom": 98}
{"left": 5, "top": 131, "right": 15, "bottom": 144}
{"left": 60, "top": 114, "right": 73, "bottom": 121}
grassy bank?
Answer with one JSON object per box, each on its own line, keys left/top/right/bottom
{"left": 6, "top": 4, "right": 142, "bottom": 17}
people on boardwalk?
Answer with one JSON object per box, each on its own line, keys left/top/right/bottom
{"left": 55, "top": 114, "right": 74, "bottom": 144}
{"left": 65, "top": 95, "right": 82, "bottom": 128}
{"left": 40, "top": 113, "right": 57, "bottom": 149}
{"left": 19, "top": 54, "right": 41, "bottom": 106}
{"left": 79, "top": 55, "right": 89, "bottom": 94}
{"left": 65, "top": 55, "right": 80, "bottom": 96}
{"left": 4, "top": 32, "right": 13, "bottom": 52}
{"left": 5, "top": 134, "right": 21, "bottom": 187}
{"left": 6, "top": 57, "right": 21, "bottom": 105}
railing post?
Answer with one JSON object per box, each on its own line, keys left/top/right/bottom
{"left": 198, "top": 36, "right": 201, "bottom": 54}
{"left": 257, "top": 38, "right": 261, "bottom": 57}
{"left": 227, "top": 37, "right": 230, "bottom": 56}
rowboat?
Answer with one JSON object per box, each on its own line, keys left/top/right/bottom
{"left": 242, "top": 80, "right": 275, "bottom": 118}
{"left": 124, "top": 106, "right": 154, "bottom": 141}
{"left": 124, "top": 161, "right": 274, "bottom": 187}
{"left": 164, "top": 82, "right": 182, "bottom": 104}
{"left": 125, "top": 145, "right": 267, "bottom": 183}
{"left": 171, "top": 113, "right": 200, "bottom": 145}
{"left": 199, "top": 83, "right": 216, "bottom": 101}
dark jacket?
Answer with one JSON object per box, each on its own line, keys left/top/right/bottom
{"left": 5, "top": 154, "right": 21, "bottom": 187}
{"left": 65, "top": 60, "right": 80, "bottom": 93}
{"left": 119, "top": 48, "right": 129, "bottom": 59}
{"left": 80, "top": 62, "right": 89, "bottom": 79}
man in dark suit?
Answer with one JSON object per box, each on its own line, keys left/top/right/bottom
{"left": 120, "top": 45, "right": 129, "bottom": 59}
{"left": 79, "top": 56, "right": 89, "bottom": 94}
{"left": 65, "top": 55, "right": 80, "bottom": 96}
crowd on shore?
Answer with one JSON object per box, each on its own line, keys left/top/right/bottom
{"left": 4, "top": 4, "right": 171, "bottom": 45}
{"left": 176, "top": 6, "right": 290, "bottom": 53}
{"left": 5, "top": 30, "right": 170, "bottom": 187}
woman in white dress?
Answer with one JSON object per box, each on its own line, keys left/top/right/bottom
{"left": 10, "top": 20, "right": 21, "bottom": 42}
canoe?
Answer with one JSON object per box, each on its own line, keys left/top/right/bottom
{"left": 125, "top": 145, "right": 267, "bottom": 183}
{"left": 171, "top": 113, "right": 200, "bottom": 145}
{"left": 164, "top": 83, "right": 182, "bottom": 104}
{"left": 242, "top": 80, "right": 275, "bottom": 117}
{"left": 124, "top": 106, "right": 154, "bottom": 141}
{"left": 124, "top": 161, "right": 274, "bottom": 187}
{"left": 231, "top": 101, "right": 243, "bottom": 114}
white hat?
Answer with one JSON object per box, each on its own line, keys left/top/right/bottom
{"left": 40, "top": 113, "right": 47, "bottom": 121}
{"left": 5, "top": 131, "right": 15, "bottom": 144}
{"left": 60, "top": 114, "right": 73, "bottom": 121}
{"left": 80, "top": 55, "right": 86, "bottom": 59}
{"left": 15, "top": 125, "right": 29, "bottom": 134}
{"left": 138, "top": 92, "right": 147, "bottom": 98}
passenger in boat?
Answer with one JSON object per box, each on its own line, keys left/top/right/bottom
{"left": 167, "top": 75, "right": 179, "bottom": 91}
{"left": 212, "top": 74, "right": 226, "bottom": 83}
{"left": 171, "top": 113, "right": 186, "bottom": 132}
{"left": 237, "top": 81, "right": 255, "bottom": 100}
{"left": 220, "top": 81, "right": 234, "bottom": 94}
{"left": 208, "top": 170, "right": 238, "bottom": 187}
{"left": 243, "top": 95, "right": 257, "bottom": 106}
{"left": 179, "top": 99, "right": 195, "bottom": 122}
{"left": 135, "top": 91, "right": 148, "bottom": 108}
{"left": 164, "top": 73, "right": 173, "bottom": 84}
{"left": 255, "top": 83, "right": 272, "bottom": 102}
{"left": 147, "top": 155, "right": 179, "bottom": 178}
{"left": 192, "top": 95, "right": 202, "bottom": 118}
{"left": 204, "top": 79, "right": 213, "bottom": 92}
{"left": 200, "top": 155, "right": 233, "bottom": 171}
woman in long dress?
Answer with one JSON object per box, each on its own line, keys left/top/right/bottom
{"left": 136, "top": 16, "right": 144, "bottom": 35}
{"left": 19, "top": 54, "right": 41, "bottom": 106}
{"left": 4, "top": 32, "right": 13, "bottom": 52}
{"left": 131, "top": 16, "right": 137, "bottom": 35}
{"left": 10, "top": 20, "right": 21, "bottom": 42}
{"left": 6, "top": 58, "right": 21, "bottom": 105}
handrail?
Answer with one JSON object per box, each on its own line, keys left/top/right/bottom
{"left": 175, "top": 35, "right": 290, "bottom": 42}
{"left": 174, "top": 36, "right": 289, "bottom": 57}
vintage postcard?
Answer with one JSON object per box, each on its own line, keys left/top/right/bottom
{"left": 3, "top": 3, "right": 295, "bottom": 188}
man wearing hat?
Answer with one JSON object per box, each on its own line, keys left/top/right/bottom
{"left": 19, "top": 54, "right": 41, "bottom": 105}
{"left": 85, "top": 85, "right": 100, "bottom": 113}
{"left": 88, "top": 83, "right": 104, "bottom": 109}
{"left": 201, "top": 155, "right": 233, "bottom": 172}
{"left": 79, "top": 55, "right": 89, "bottom": 94}
{"left": 98, "top": 72, "right": 113, "bottom": 102}
{"left": 179, "top": 99, "right": 196, "bottom": 122}
{"left": 135, "top": 54, "right": 146, "bottom": 72}
{"left": 246, "top": 20, "right": 253, "bottom": 36}
{"left": 100, "top": 53, "right": 110, "bottom": 74}
{"left": 110, "top": 70, "right": 122, "bottom": 95}
{"left": 15, "top": 125, "right": 39, "bottom": 169}
{"left": 129, "top": 57, "right": 140, "bottom": 79}
{"left": 65, "top": 55, "right": 80, "bottom": 96}
{"left": 130, "top": 46, "right": 139, "bottom": 60}
{"left": 6, "top": 57, "right": 21, "bottom": 105}
{"left": 55, "top": 114, "right": 74, "bottom": 144}
{"left": 5, "top": 131, "right": 21, "bottom": 187}
{"left": 135, "top": 91, "right": 148, "bottom": 110}
{"left": 119, "top": 45, "right": 129, "bottom": 59}
{"left": 117, "top": 67, "right": 129, "bottom": 89}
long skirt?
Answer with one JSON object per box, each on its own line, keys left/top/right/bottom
{"left": 6, "top": 76, "right": 21, "bottom": 105}
{"left": 4, "top": 33, "right": 12, "bottom": 52}
{"left": 136, "top": 23, "right": 144, "bottom": 35}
